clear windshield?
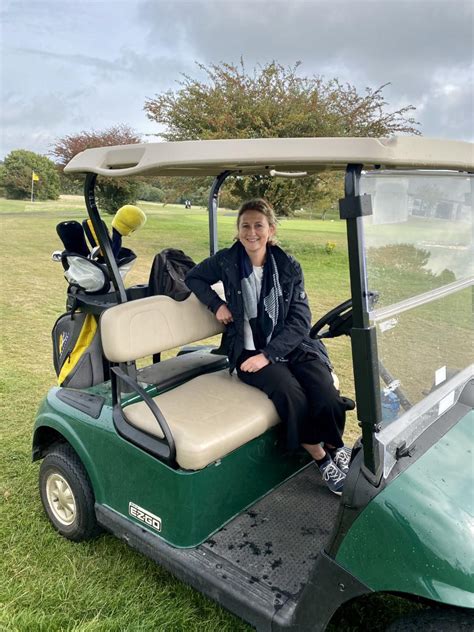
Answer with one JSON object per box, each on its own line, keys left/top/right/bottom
{"left": 359, "top": 171, "right": 473, "bottom": 476}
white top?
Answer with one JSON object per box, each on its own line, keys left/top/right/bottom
{"left": 63, "top": 136, "right": 474, "bottom": 177}
{"left": 243, "top": 266, "right": 264, "bottom": 351}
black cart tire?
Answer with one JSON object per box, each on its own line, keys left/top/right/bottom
{"left": 39, "top": 443, "right": 101, "bottom": 542}
{"left": 386, "top": 608, "right": 474, "bottom": 631}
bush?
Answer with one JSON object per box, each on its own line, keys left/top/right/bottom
{"left": 59, "top": 173, "right": 83, "bottom": 195}
{"left": 138, "top": 183, "right": 165, "bottom": 203}
{"left": 1, "top": 150, "right": 60, "bottom": 200}
{"left": 325, "top": 241, "right": 336, "bottom": 255}
{"left": 0, "top": 164, "right": 6, "bottom": 197}
{"left": 96, "top": 176, "right": 141, "bottom": 215}
{"left": 219, "top": 187, "right": 240, "bottom": 210}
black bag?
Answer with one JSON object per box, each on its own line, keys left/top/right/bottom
{"left": 52, "top": 311, "right": 105, "bottom": 388}
{"left": 148, "top": 248, "right": 195, "bottom": 301}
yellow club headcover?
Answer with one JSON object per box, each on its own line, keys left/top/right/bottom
{"left": 112, "top": 205, "right": 147, "bottom": 236}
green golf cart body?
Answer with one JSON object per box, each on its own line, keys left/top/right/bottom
{"left": 33, "top": 137, "right": 473, "bottom": 630}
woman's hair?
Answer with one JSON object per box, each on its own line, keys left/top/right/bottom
{"left": 237, "top": 198, "right": 278, "bottom": 244}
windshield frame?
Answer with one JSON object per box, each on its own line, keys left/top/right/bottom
{"left": 343, "top": 165, "right": 473, "bottom": 482}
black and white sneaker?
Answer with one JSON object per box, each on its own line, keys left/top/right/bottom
{"left": 333, "top": 446, "right": 352, "bottom": 476}
{"left": 317, "top": 457, "right": 346, "bottom": 496}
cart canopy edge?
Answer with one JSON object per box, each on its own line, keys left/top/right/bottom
{"left": 64, "top": 136, "right": 474, "bottom": 178}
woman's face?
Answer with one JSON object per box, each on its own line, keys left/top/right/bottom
{"left": 238, "top": 210, "right": 275, "bottom": 258}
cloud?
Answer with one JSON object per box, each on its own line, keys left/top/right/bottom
{"left": 10, "top": 47, "right": 129, "bottom": 74}
{"left": 1, "top": 0, "right": 472, "bottom": 157}
{"left": 0, "top": 83, "right": 161, "bottom": 157}
{"left": 1, "top": 89, "right": 87, "bottom": 127}
{"left": 1, "top": 1, "right": 192, "bottom": 156}
{"left": 8, "top": 45, "right": 191, "bottom": 84}
{"left": 423, "top": 64, "right": 474, "bottom": 140}
{"left": 0, "top": 88, "right": 92, "bottom": 156}
{"left": 139, "top": 0, "right": 473, "bottom": 68}
{"left": 138, "top": 0, "right": 474, "bottom": 140}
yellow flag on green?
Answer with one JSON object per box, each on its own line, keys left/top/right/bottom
{"left": 32, "top": 171, "right": 39, "bottom": 182}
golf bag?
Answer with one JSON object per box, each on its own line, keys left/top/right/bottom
{"left": 52, "top": 311, "right": 105, "bottom": 388}
{"left": 148, "top": 248, "right": 196, "bottom": 301}
{"left": 61, "top": 248, "right": 136, "bottom": 294}
{"left": 51, "top": 217, "right": 141, "bottom": 389}
{"left": 56, "top": 220, "right": 137, "bottom": 294}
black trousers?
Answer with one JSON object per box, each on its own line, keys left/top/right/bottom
{"left": 236, "top": 349, "right": 346, "bottom": 451}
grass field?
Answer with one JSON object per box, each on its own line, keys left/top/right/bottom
{"left": 0, "top": 196, "right": 424, "bottom": 631}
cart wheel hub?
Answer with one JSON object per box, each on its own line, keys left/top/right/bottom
{"left": 46, "top": 473, "right": 77, "bottom": 526}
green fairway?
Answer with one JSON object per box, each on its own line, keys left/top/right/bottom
{"left": 1, "top": 196, "right": 423, "bottom": 631}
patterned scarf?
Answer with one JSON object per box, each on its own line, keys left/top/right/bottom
{"left": 238, "top": 242, "right": 284, "bottom": 350}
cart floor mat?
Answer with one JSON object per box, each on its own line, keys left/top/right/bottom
{"left": 200, "top": 462, "right": 340, "bottom": 600}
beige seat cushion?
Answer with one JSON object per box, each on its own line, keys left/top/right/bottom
{"left": 124, "top": 370, "right": 280, "bottom": 470}
{"left": 101, "top": 286, "right": 225, "bottom": 363}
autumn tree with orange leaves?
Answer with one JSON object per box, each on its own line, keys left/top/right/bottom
{"left": 51, "top": 125, "right": 142, "bottom": 213}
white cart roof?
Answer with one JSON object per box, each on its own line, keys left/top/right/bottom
{"left": 64, "top": 136, "right": 474, "bottom": 177}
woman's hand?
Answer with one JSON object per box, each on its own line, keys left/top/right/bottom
{"left": 240, "top": 353, "right": 270, "bottom": 373}
{"left": 215, "top": 304, "right": 233, "bottom": 325}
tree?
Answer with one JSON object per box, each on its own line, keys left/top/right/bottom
{"left": 1, "top": 150, "right": 60, "bottom": 200}
{"left": 144, "top": 61, "right": 420, "bottom": 215}
{"left": 51, "top": 125, "right": 142, "bottom": 214}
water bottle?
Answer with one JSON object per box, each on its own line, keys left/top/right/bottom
{"left": 381, "top": 390, "right": 401, "bottom": 423}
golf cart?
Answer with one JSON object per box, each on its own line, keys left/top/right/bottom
{"left": 33, "top": 137, "right": 473, "bottom": 630}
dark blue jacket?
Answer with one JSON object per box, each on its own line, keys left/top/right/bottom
{"left": 186, "top": 242, "right": 332, "bottom": 372}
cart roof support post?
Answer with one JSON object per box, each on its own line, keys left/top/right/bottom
{"left": 340, "top": 164, "right": 383, "bottom": 483}
{"left": 208, "top": 171, "right": 233, "bottom": 256}
{"left": 84, "top": 173, "right": 127, "bottom": 304}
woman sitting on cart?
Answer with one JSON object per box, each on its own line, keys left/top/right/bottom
{"left": 186, "top": 198, "right": 352, "bottom": 495}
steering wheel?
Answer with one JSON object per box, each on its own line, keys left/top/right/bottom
{"left": 309, "top": 298, "right": 353, "bottom": 340}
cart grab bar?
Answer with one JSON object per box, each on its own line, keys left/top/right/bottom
{"left": 111, "top": 365, "right": 176, "bottom": 463}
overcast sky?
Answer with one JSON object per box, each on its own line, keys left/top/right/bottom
{"left": 1, "top": 0, "right": 473, "bottom": 160}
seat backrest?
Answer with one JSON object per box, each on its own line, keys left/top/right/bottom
{"left": 101, "top": 285, "right": 225, "bottom": 363}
